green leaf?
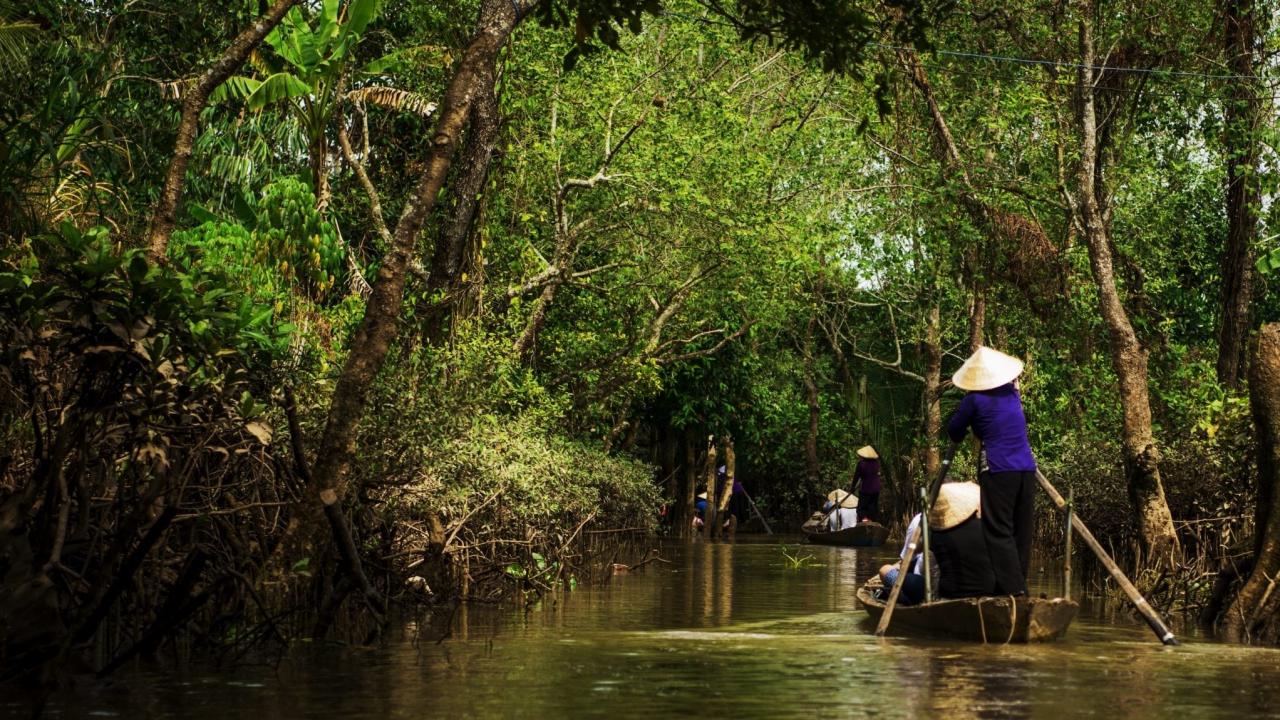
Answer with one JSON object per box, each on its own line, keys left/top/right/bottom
{"left": 245, "top": 73, "right": 312, "bottom": 111}
{"left": 209, "top": 75, "right": 261, "bottom": 104}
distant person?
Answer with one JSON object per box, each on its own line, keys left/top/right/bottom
{"left": 822, "top": 489, "right": 858, "bottom": 531}
{"left": 693, "top": 491, "right": 708, "bottom": 530}
{"left": 852, "top": 445, "right": 881, "bottom": 523}
{"left": 947, "top": 346, "right": 1037, "bottom": 596}
{"left": 878, "top": 482, "right": 995, "bottom": 602}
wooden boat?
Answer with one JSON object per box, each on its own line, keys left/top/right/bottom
{"left": 801, "top": 518, "right": 890, "bottom": 547}
{"left": 856, "top": 580, "right": 1079, "bottom": 643}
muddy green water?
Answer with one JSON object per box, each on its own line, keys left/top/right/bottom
{"left": 16, "top": 538, "right": 1280, "bottom": 718}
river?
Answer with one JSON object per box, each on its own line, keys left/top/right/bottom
{"left": 14, "top": 537, "right": 1280, "bottom": 718}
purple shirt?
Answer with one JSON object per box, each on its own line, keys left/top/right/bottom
{"left": 946, "top": 383, "right": 1037, "bottom": 473}
{"left": 853, "top": 458, "right": 881, "bottom": 494}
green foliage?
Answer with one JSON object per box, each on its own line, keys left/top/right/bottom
{"left": 0, "top": 222, "right": 289, "bottom": 469}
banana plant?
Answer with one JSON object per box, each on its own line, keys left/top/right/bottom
{"left": 211, "top": 0, "right": 434, "bottom": 208}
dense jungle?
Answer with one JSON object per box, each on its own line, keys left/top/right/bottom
{"left": 6, "top": 0, "right": 1280, "bottom": 712}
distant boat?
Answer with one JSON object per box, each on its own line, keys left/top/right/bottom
{"left": 856, "top": 580, "right": 1079, "bottom": 643}
{"left": 800, "top": 517, "right": 890, "bottom": 547}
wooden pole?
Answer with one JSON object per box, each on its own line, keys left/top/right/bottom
{"left": 876, "top": 442, "right": 957, "bottom": 636}
{"left": 741, "top": 489, "right": 773, "bottom": 535}
{"left": 920, "top": 486, "right": 932, "bottom": 602}
{"left": 1035, "top": 470, "right": 1177, "bottom": 645}
{"left": 1064, "top": 486, "right": 1073, "bottom": 602}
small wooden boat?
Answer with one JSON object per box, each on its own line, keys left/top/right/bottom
{"left": 801, "top": 519, "right": 890, "bottom": 547}
{"left": 856, "top": 580, "right": 1078, "bottom": 643}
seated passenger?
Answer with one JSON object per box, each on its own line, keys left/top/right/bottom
{"left": 877, "top": 512, "right": 928, "bottom": 604}
{"left": 877, "top": 482, "right": 996, "bottom": 603}
{"left": 926, "top": 481, "right": 997, "bottom": 599}
{"left": 822, "top": 489, "right": 858, "bottom": 531}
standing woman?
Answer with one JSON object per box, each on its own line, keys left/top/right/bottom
{"left": 946, "top": 347, "right": 1037, "bottom": 596}
{"left": 852, "top": 445, "right": 881, "bottom": 523}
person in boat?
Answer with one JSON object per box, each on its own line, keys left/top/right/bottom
{"left": 822, "top": 489, "right": 858, "bottom": 531}
{"left": 878, "top": 482, "right": 996, "bottom": 602}
{"left": 851, "top": 445, "right": 881, "bottom": 524}
{"left": 877, "top": 512, "right": 927, "bottom": 604}
{"left": 693, "top": 491, "right": 708, "bottom": 529}
{"left": 946, "top": 346, "right": 1037, "bottom": 596}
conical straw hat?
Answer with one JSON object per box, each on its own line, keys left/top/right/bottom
{"left": 856, "top": 445, "right": 879, "bottom": 460}
{"left": 952, "top": 346, "right": 1025, "bottom": 391}
{"left": 928, "top": 482, "right": 981, "bottom": 531}
{"left": 697, "top": 492, "right": 707, "bottom": 500}
{"left": 827, "top": 489, "right": 858, "bottom": 508}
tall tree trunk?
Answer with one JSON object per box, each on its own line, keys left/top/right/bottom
{"left": 1217, "top": 0, "right": 1264, "bottom": 388}
{"left": 681, "top": 428, "right": 698, "bottom": 538}
{"left": 802, "top": 317, "right": 821, "bottom": 489}
{"left": 312, "top": 132, "right": 331, "bottom": 212}
{"left": 146, "top": 0, "right": 300, "bottom": 259}
{"left": 717, "top": 437, "right": 735, "bottom": 516}
{"left": 300, "top": 0, "right": 523, "bottom": 539}
{"left": 921, "top": 304, "right": 942, "bottom": 479}
{"left": 423, "top": 80, "right": 502, "bottom": 341}
{"left": 1220, "top": 324, "right": 1280, "bottom": 642}
{"left": 702, "top": 437, "right": 718, "bottom": 540}
{"left": 969, "top": 284, "right": 985, "bottom": 352}
{"left": 1075, "top": 8, "right": 1178, "bottom": 563}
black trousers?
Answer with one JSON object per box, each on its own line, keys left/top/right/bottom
{"left": 979, "top": 470, "right": 1035, "bottom": 595}
{"left": 858, "top": 492, "right": 880, "bottom": 524}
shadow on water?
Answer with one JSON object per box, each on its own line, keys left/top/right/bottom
{"left": 12, "top": 537, "right": 1280, "bottom": 719}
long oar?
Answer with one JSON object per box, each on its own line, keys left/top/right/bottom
{"left": 875, "top": 442, "right": 958, "bottom": 636}
{"left": 741, "top": 489, "right": 773, "bottom": 535}
{"left": 1035, "top": 470, "right": 1178, "bottom": 646}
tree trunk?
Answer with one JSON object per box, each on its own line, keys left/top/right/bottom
{"left": 1075, "top": 9, "right": 1178, "bottom": 563}
{"left": 717, "top": 437, "right": 735, "bottom": 516}
{"left": 423, "top": 79, "right": 502, "bottom": 341}
{"left": 312, "top": 131, "right": 331, "bottom": 212}
{"left": 146, "top": 0, "right": 301, "bottom": 259}
{"left": 969, "top": 284, "right": 985, "bottom": 352}
{"left": 1217, "top": 0, "right": 1264, "bottom": 388}
{"left": 1220, "top": 324, "right": 1280, "bottom": 642}
{"left": 301, "top": 0, "right": 524, "bottom": 539}
{"left": 681, "top": 428, "right": 698, "bottom": 538}
{"left": 921, "top": 304, "right": 942, "bottom": 479}
{"left": 702, "top": 437, "right": 718, "bottom": 540}
{"left": 802, "top": 319, "right": 821, "bottom": 489}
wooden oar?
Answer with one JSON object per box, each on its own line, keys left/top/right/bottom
{"left": 875, "top": 442, "right": 958, "bottom": 636}
{"left": 741, "top": 489, "right": 773, "bottom": 535}
{"left": 1035, "top": 469, "right": 1178, "bottom": 646}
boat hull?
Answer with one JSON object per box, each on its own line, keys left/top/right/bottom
{"left": 801, "top": 521, "right": 890, "bottom": 547}
{"left": 856, "top": 582, "right": 1078, "bottom": 643}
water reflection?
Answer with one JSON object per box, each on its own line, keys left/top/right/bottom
{"left": 17, "top": 538, "right": 1280, "bottom": 719}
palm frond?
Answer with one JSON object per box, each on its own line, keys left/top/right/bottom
{"left": 0, "top": 19, "right": 41, "bottom": 68}
{"left": 346, "top": 86, "right": 436, "bottom": 117}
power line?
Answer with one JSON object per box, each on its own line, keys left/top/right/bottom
{"left": 898, "top": 45, "right": 1262, "bottom": 83}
